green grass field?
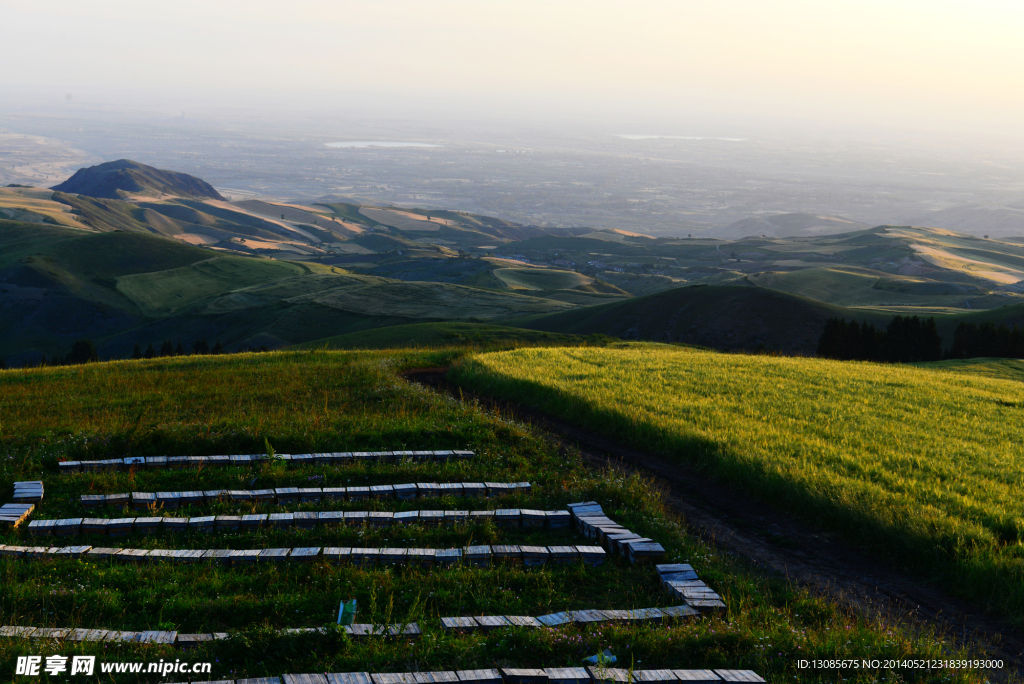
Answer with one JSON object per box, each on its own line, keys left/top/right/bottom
{"left": 0, "top": 351, "right": 978, "bottom": 682}
{"left": 451, "top": 344, "right": 1024, "bottom": 629}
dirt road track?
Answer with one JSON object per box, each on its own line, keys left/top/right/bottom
{"left": 406, "top": 367, "right": 1024, "bottom": 680}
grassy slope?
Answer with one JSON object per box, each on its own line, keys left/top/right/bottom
{"left": 308, "top": 281, "right": 576, "bottom": 321}
{"left": 115, "top": 257, "right": 308, "bottom": 317}
{"left": 745, "top": 267, "right": 989, "bottom": 309}
{"left": 0, "top": 220, "right": 85, "bottom": 270}
{"left": 175, "top": 200, "right": 292, "bottom": 236}
{"left": 52, "top": 192, "right": 151, "bottom": 233}
{"left": 451, "top": 344, "right": 1024, "bottom": 628}
{"left": 0, "top": 351, "right": 976, "bottom": 683}
{"left": 139, "top": 202, "right": 289, "bottom": 242}
{"left": 0, "top": 220, "right": 212, "bottom": 279}
{"left": 494, "top": 268, "right": 594, "bottom": 291}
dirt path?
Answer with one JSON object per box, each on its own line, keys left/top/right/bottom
{"left": 405, "top": 367, "right": 1024, "bottom": 679}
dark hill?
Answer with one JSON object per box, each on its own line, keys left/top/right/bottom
{"left": 510, "top": 284, "right": 893, "bottom": 354}
{"left": 52, "top": 160, "right": 225, "bottom": 201}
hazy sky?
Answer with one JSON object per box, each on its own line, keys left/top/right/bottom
{"left": 4, "top": 0, "right": 1024, "bottom": 136}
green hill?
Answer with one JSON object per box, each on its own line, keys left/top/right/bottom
{"left": 744, "top": 267, "right": 999, "bottom": 310}
{"left": 115, "top": 256, "right": 307, "bottom": 316}
{"left": 509, "top": 284, "right": 892, "bottom": 354}
{"left": 0, "top": 219, "right": 580, "bottom": 365}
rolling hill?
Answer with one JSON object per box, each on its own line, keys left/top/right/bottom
{"left": 12, "top": 160, "right": 1024, "bottom": 365}
{"left": 0, "top": 218, "right": 577, "bottom": 365}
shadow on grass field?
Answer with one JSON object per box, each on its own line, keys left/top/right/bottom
{"left": 0, "top": 350, "right": 989, "bottom": 682}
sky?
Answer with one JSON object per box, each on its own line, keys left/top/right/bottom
{"left": 3, "top": 0, "right": 1024, "bottom": 137}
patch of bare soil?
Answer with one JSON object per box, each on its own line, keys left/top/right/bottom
{"left": 405, "top": 367, "right": 1024, "bottom": 680}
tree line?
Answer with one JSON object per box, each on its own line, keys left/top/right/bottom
{"left": 24, "top": 339, "right": 103, "bottom": 368}
{"left": 132, "top": 338, "right": 224, "bottom": 359}
{"left": 818, "top": 315, "right": 1024, "bottom": 362}
{"left": 816, "top": 315, "right": 942, "bottom": 362}
{"left": 947, "top": 322, "right": 1024, "bottom": 359}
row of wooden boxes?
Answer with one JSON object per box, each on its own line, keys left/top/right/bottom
{"left": 25, "top": 509, "right": 571, "bottom": 536}
{"left": 566, "top": 502, "right": 666, "bottom": 565}
{"left": 0, "top": 627, "right": 192, "bottom": 644}
{"left": 0, "top": 503, "right": 35, "bottom": 528}
{"left": 81, "top": 482, "right": 533, "bottom": 509}
{"left": 0, "top": 638, "right": 763, "bottom": 684}
{"left": 173, "top": 668, "right": 764, "bottom": 684}
{"left": 440, "top": 605, "right": 697, "bottom": 632}
{"left": 0, "top": 625, "right": 417, "bottom": 644}
{"left": 655, "top": 564, "right": 725, "bottom": 612}
{"left": 58, "top": 451, "right": 475, "bottom": 473}
{"left": 0, "top": 544, "right": 607, "bottom": 568}
{"left": 13, "top": 481, "right": 44, "bottom": 503}
{"left": 566, "top": 504, "right": 726, "bottom": 614}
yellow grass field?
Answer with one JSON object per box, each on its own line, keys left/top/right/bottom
{"left": 452, "top": 343, "right": 1024, "bottom": 625}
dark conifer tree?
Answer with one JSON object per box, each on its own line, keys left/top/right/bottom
{"left": 66, "top": 339, "right": 99, "bottom": 365}
{"left": 860, "top": 321, "right": 883, "bottom": 361}
{"left": 144, "top": 343, "right": 156, "bottom": 359}
{"left": 132, "top": 344, "right": 143, "bottom": 360}
{"left": 160, "top": 340, "right": 175, "bottom": 357}
{"left": 816, "top": 318, "right": 846, "bottom": 358}
{"left": 949, "top": 322, "right": 972, "bottom": 359}
{"left": 921, "top": 317, "right": 942, "bottom": 361}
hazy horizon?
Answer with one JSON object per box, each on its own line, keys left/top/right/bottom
{"left": 4, "top": 0, "right": 1024, "bottom": 142}
{"left": 5, "top": 0, "right": 1024, "bottom": 238}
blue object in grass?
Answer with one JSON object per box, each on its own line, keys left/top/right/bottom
{"left": 583, "top": 649, "right": 616, "bottom": 665}
{"left": 338, "top": 598, "right": 357, "bottom": 625}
